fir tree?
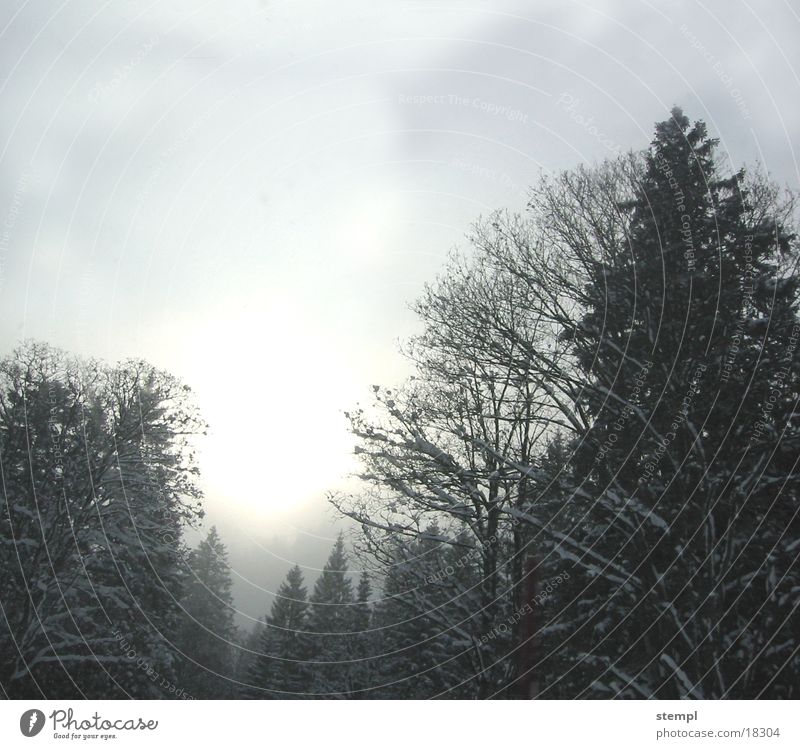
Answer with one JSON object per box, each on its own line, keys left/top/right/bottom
{"left": 353, "top": 570, "right": 373, "bottom": 632}
{"left": 175, "top": 527, "right": 236, "bottom": 698}
{"left": 308, "top": 534, "right": 354, "bottom": 631}
{"left": 559, "top": 107, "right": 799, "bottom": 697}
{"left": 370, "top": 526, "right": 487, "bottom": 698}
{"left": 346, "top": 569, "right": 380, "bottom": 697}
{"left": 249, "top": 564, "right": 310, "bottom": 698}
{"left": 307, "top": 534, "right": 355, "bottom": 696}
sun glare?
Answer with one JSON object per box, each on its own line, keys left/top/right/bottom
{"left": 175, "top": 306, "right": 359, "bottom": 513}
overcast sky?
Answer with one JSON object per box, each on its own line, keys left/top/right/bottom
{"left": 1, "top": 0, "right": 798, "bottom": 626}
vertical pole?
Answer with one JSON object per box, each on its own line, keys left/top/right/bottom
{"left": 514, "top": 554, "right": 539, "bottom": 698}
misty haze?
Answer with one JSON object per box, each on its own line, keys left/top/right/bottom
{"left": 1, "top": 0, "right": 798, "bottom": 702}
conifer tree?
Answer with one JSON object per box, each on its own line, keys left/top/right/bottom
{"left": 249, "top": 564, "right": 310, "bottom": 698}
{"left": 368, "top": 525, "right": 487, "bottom": 698}
{"left": 175, "top": 527, "right": 236, "bottom": 698}
{"left": 308, "top": 534, "right": 354, "bottom": 631}
{"left": 307, "top": 534, "right": 355, "bottom": 696}
{"left": 551, "top": 107, "right": 799, "bottom": 697}
{"left": 345, "top": 569, "right": 378, "bottom": 697}
{"left": 353, "top": 570, "right": 373, "bottom": 632}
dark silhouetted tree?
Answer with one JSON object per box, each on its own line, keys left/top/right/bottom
{"left": 249, "top": 564, "right": 309, "bottom": 698}
{"left": 175, "top": 527, "right": 236, "bottom": 698}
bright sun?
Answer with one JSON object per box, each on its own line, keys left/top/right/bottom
{"left": 176, "top": 305, "right": 359, "bottom": 515}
